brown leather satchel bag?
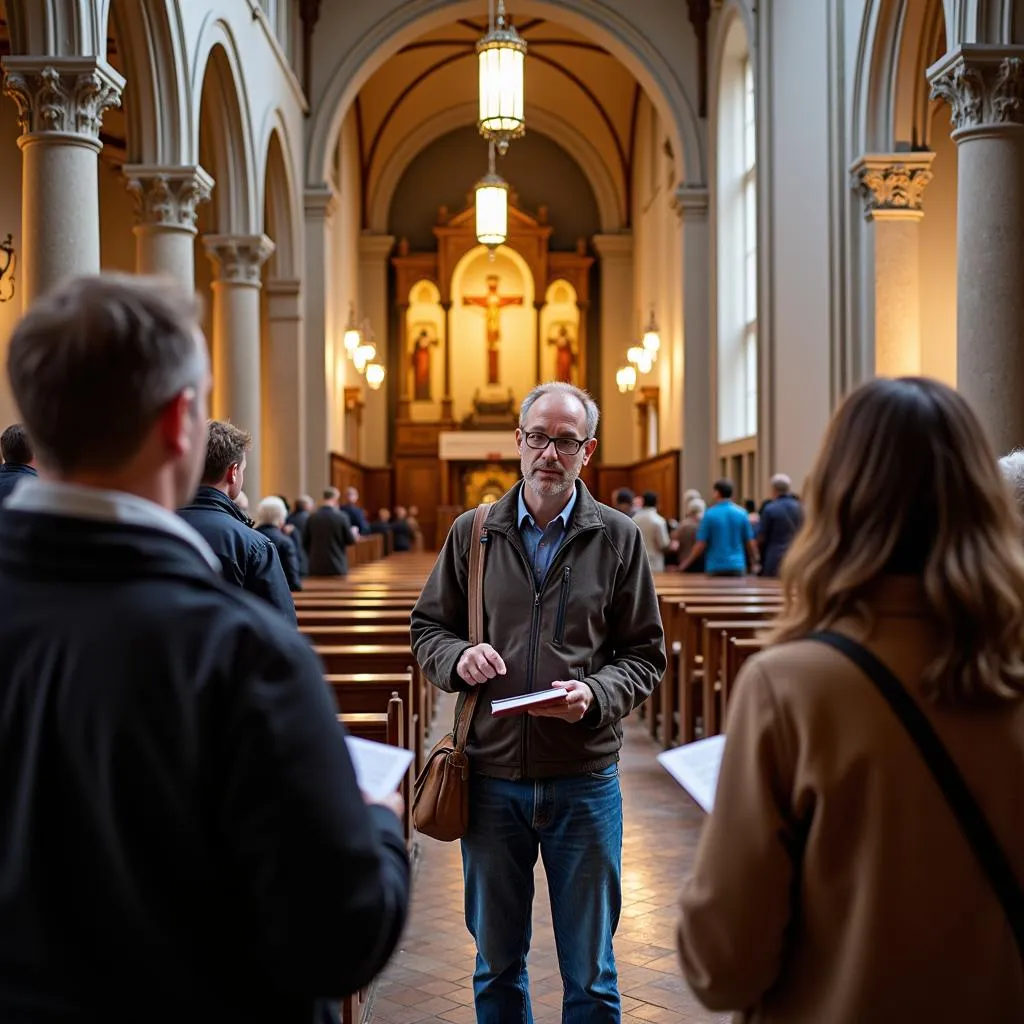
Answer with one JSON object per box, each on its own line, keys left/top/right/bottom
{"left": 411, "top": 503, "right": 491, "bottom": 842}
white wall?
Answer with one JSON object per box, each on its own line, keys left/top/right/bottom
{"left": 631, "top": 93, "right": 684, "bottom": 458}
{"left": 332, "top": 112, "right": 362, "bottom": 456}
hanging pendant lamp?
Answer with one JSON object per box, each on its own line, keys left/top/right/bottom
{"left": 477, "top": 0, "right": 527, "bottom": 154}
{"left": 475, "top": 141, "right": 509, "bottom": 251}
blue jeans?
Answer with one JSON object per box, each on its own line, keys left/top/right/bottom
{"left": 461, "top": 764, "right": 623, "bottom": 1024}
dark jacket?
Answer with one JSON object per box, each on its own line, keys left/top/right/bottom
{"left": 757, "top": 493, "right": 805, "bottom": 577}
{"left": 411, "top": 481, "right": 666, "bottom": 779}
{"left": 179, "top": 486, "right": 296, "bottom": 623}
{"left": 0, "top": 509, "right": 409, "bottom": 1024}
{"left": 0, "top": 462, "right": 37, "bottom": 504}
{"left": 391, "top": 519, "right": 413, "bottom": 553}
{"left": 305, "top": 505, "right": 354, "bottom": 577}
{"left": 286, "top": 509, "right": 311, "bottom": 576}
{"left": 256, "top": 523, "right": 302, "bottom": 592}
{"left": 340, "top": 503, "right": 370, "bottom": 535}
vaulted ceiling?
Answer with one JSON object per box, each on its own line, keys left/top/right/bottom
{"left": 353, "top": 16, "right": 645, "bottom": 233}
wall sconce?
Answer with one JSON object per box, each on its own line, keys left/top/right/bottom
{"left": 616, "top": 365, "right": 637, "bottom": 393}
{"left": 353, "top": 342, "right": 376, "bottom": 374}
{"left": 641, "top": 307, "right": 660, "bottom": 355}
{"left": 366, "top": 362, "right": 386, "bottom": 390}
{"left": 0, "top": 235, "right": 16, "bottom": 303}
{"left": 627, "top": 345, "right": 653, "bottom": 375}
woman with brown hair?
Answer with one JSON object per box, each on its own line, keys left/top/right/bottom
{"left": 677, "top": 377, "right": 1024, "bottom": 1021}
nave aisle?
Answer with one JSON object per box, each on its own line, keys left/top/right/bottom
{"left": 373, "top": 695, "right": 729, "bottom": 1023}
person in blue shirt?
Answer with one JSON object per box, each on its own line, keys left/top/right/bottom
{"left": 679, "top": 478, "right": 759, "bottom": 576}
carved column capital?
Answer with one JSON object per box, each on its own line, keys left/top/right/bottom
{"left": 1, "top": 57, "right": 124, "bottom": 147}
{"left": 928, "top": 46, "right": 1024, "bottom": 138}
{"left": 672, "top": 184, "right": 709, "bottom": 222}
{"left": 851, "top": 154, "right": 935, "bottom": 220}
{"left": 203, "top": 234, "right": 275, "bottom": 285}
{"left": 124, "top": 165, "right": 214, "bottom": 232}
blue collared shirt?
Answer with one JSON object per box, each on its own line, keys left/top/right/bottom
{"left": 517, "top": 483, "right": 577, "bottom": 586}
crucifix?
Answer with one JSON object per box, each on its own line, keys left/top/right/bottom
{"left": 462, "top": 274, "right": 524, "bottom": 384}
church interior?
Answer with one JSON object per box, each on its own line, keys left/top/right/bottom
{"left": 1, "top": 1, "right": 1023, "bottom": 1022}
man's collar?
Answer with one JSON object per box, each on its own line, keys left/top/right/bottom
{"left": 517, "top": 481, "right": 577, "bottom": 529}
{"left": 5, "top": 478, "right": 221, "bottom": 571}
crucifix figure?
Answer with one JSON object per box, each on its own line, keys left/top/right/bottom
{"left": 462, "top": 274, "right": 524, "bottom": 384}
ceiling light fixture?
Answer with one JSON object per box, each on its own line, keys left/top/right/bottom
{"left": 477, "top": 0, "right": 527, "bottom": 155}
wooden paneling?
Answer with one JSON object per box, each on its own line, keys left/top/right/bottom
{"left": 330, "top": 453, "right": 365, "bottom": 498}
{"left": 394, "top": 456, "right": 443, "bottom": 548}
{"left": 632, "top": 450, "right": 681, "bottom": 520}
{"left": 329, "top": 454, "right": 393, "bottom": 519}
{"left": 594, "top": 465, "right": 633, "bottom": 506}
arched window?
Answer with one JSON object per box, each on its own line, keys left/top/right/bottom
{"left": 717, "top": 19, "right": 757, "bottom": 442}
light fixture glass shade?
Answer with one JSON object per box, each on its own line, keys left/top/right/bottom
{"left": 642, "top": 308, "right": 660, "bottom": 354}
{"left": 365, "top": 363, "right": 385, "bottom": 390}
{"left": 477, "top": 4, "right": 526, "bottom": 154}
{"left": 627, "top": 345, "right": 653, "bottom": 374}
{"left": 354, "top": 342, "right": 376, "bottom": 373}
{"left": 616, "top": 365, "right": 637, "bottom": 393}
{"left": 475, "top": 173, "right": 509, "bottom": 248}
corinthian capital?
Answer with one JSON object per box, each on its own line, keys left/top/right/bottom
{"left": 1, "top": 57, "right": 124, "bottom": 144}
{"left": 204, "top": 234, "right": 275, "bottom": 285}
{"left": 124, "top": 165, "right": 214, "bottom": 232}
{"left": 851, "top": 154, "right": 935, "bottom": 219}
{"left": 928, "top": 47, "right": 1024, "bottom": 136}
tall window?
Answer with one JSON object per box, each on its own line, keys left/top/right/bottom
{"left": 742, "top": 58, "right": 757, "bottom": 437}
{"left": 716, "top": 23, "right": 757, "bottom": 443}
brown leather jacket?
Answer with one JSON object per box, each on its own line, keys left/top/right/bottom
{"left": 411, "top": 481, "right": 666, "bottom": 779}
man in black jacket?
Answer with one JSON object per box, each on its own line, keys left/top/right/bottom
{"left": 179, "top": 420, "right": 296, "bottom": 623}
{"left": 286, "top": 494, "right": 314, "bottom": 576}
{"left": 0, "top": 274, "right": 409, "bottom": 1024}
{"left": 0, "top": 423, "right": 37, "bottom": 503}
{"left": 305, "top": 487, "right": 354, "bottom": 576}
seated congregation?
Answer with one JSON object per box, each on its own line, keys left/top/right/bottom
{"left": 0, "top": 274, "right": 1020, "bottom": 1024}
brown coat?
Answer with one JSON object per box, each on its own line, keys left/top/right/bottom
{"left": 677, "top": 577, "right": 1024, "bottom": 1022}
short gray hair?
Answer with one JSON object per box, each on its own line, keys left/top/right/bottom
{"left": 686, "top": 498, "right": 706, "bottom": 517}
{"left": 998, "top": 450, "right": 1024, "bottom": 512}
{"left": 770, "top": 473, "right": 792, "bottom": 494}
{"left": 7, "top": 274, "right": 205, "bottom": 473}
{"left": 519, "top": 381, "right": 600, "bottom": 438}
{"left": 256, "top": 495, "right": 287, "bottom": 527}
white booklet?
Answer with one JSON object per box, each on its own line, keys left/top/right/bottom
{"left": 491, "top": 687, "right": 569, "bottom": 717}
{"left": 656, "top": 734, "right": 726, "bottom": 813}
{"left": 345, "top": 736, "right": 414, "bottom": 801}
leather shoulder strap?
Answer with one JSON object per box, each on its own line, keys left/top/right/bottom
{"left": 453, "top": 503, "right": 492, "bottom": 750}
{"left": 809, "top": 630, "right": 1024, "bottom": 960}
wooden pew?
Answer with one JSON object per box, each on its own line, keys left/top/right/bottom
{"left": 701, "top": 619, "right": 773, "bottom": 736}
{"left": 297, "top": 609, "right": 412, "bottom": 627}
{"left": 724, "top": 637, "right": 764, "bottom": 717}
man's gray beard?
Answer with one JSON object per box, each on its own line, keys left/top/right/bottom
{"left": 528, "top": 466, "right": 575, "bottom": 496}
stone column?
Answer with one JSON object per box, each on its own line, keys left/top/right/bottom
{"left": 675, "top": 186, "right": 713, "bottom": 497}
{"left": 851, "top": 154, "right": 934, "bottom": 378}
{"left": 929, "top": 47, "right": 1024, "bottom": 453}
{"left": 302, "top": 185, "right": 337, "bottom": 490}
{"left": 2, "top": 58, "right": 124, "bottom": 302}
{"left": 591, "top": 233, "right": 635, "bottom": 466}
{"left": 263, "top": 278, "right": 302, "bottom": 501}
{"left": 203, "top": 234, "right": 275, "bottom": 502}
{"left": 124, "top": 165, "right": 214, "bottom": 289}
{"left": 359, "top": 233, "right": 395, "bottom": 467}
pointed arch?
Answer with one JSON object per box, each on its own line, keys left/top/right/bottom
{"left": 261, "top": 117, "right": 299, "bottom": 279}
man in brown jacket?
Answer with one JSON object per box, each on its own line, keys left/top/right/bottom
{"left": 411, "top": 382, "right": 666, "bottom": 1024}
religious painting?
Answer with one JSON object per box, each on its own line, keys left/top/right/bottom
{"left": 408, "top": 322, "right": 439, "bottom": 401}
{"left": 547, "top": 322, "right": 578, "bottom": 384}
{"left": 461, "top": 274, "right": 525, "bottom": 385}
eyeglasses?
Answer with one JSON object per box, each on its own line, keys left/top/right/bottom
{"left": 522, "top": 431, "right": 590, "bottom": 456}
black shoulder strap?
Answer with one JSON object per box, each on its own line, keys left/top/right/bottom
{"left": 809, "top": 630, "right": 1024, "bottom": 960}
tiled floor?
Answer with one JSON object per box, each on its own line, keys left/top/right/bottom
{"left": 372, "top": 699, "right": 729, "bottom": 1023}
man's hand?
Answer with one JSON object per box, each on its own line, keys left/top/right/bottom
{"left": 363, "top": 789, "right": 405, "bottom": 820}
{"left": 457, "top": 643, "right": 507, "bottom": 685}
{"left": 528, "top": 680, "right": 594, "bottom": 723}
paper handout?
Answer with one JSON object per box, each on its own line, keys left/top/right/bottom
{"left": 345, "top": 736, "right": 414, "bottom": 801}
{"left": 491, "top": 687, "right": 570, "bottom": 717}
{"left": 656, "top": 734, "right": 726, "bottom": 813}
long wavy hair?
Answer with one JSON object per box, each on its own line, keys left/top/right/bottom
{"left": 769, "top": 377, "right": 1024, "bottom": 707}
